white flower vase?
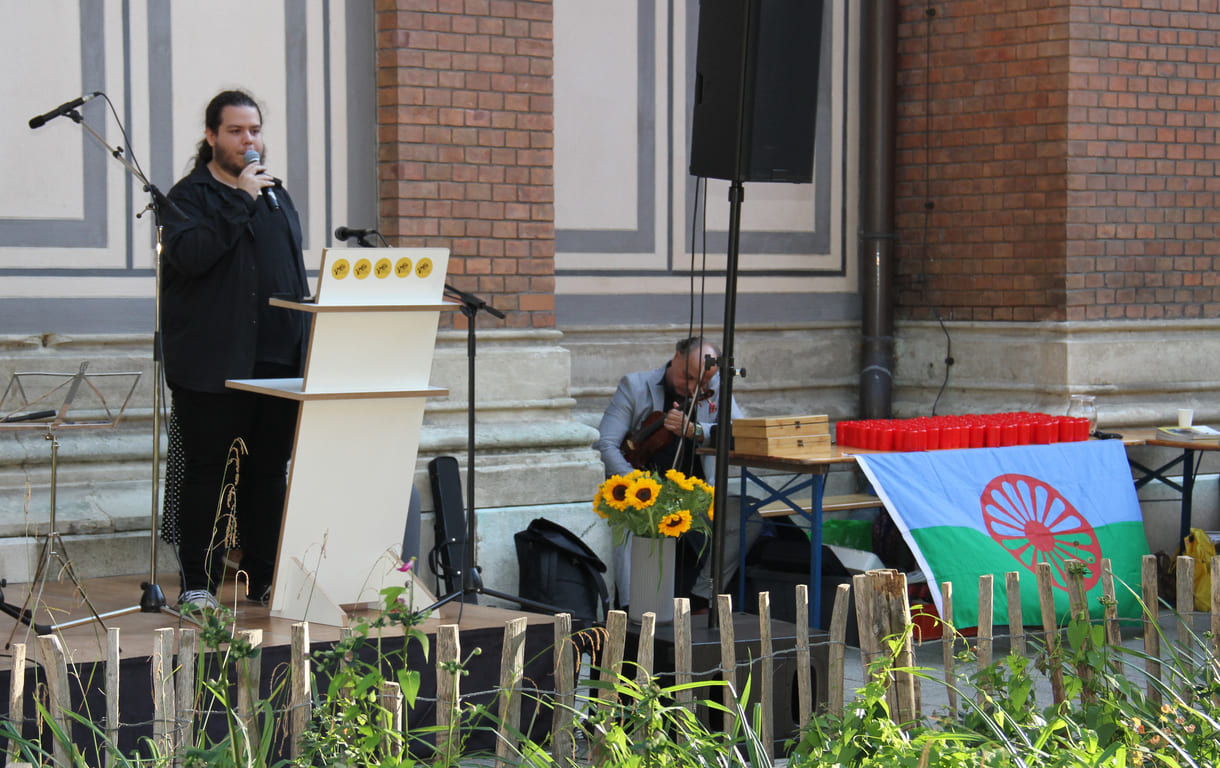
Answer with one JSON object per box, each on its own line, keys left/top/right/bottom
{"left": 629, "top": 535, "right": 677, "bottom": 624}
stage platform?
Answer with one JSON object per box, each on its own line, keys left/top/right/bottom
{"left": 0, "top": 572, "right": 555, "bottom": 666}
{"left": 0, "top": 573, "right": 562, "bottom": 761}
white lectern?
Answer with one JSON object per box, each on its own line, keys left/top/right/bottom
{"left": 227, "top": 248, "right": 455, "bottom": 625}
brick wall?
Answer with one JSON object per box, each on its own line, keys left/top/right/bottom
{"left": 894, "top": 0, "right": 1220, "bottom": 322}
{"left": 376, "top": 0, "right": 555, "bottom": 329}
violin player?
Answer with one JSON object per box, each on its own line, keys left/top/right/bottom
{"left": 593, "top": 336, "right": 745, "bottom": 612}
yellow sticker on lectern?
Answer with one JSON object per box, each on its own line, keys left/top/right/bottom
{"left": 415, "top": 257, "right": 433, "bottom": 278}
{"left": 394, "top": 257, "right": 413, "bottom": 277}
{"left": 330, "top": 258, "right": 350, "bottom": 280}
{"left": 374, "top": 258, "right": 393, "bottom": 279}
{"left": 353, "top": 258, "right": 372, "bottom": 280}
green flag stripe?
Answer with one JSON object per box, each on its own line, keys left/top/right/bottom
{"left": 910, "top": 522, "right": 1148, "bottom": 628}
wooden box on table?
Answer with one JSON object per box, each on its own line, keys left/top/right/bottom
{"left": 734, "top": 414, "right": 831, "bottom": 458}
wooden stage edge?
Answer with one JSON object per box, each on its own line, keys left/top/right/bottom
{"left": 0, "top": 573, "right": 554, "bottom": 671}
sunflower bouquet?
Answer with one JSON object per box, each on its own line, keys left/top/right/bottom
{"left": 594, "top": 468, "right": 714, "bottom": 544}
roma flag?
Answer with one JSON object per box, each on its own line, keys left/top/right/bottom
{"left": 855, "top": 440, "right": 1149, "bottom": 628}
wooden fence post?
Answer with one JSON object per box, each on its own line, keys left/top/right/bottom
{"left": 35, "top": 634, "right": 71, "bottom": 768}
{"left": 941, "top": 581, "right": 957, "bottom": 717}
{"left": 1065, "top": 560, "right": 1094, "bottom": 706}
{"left": 886, "top": 572, "right": 916, "bottom": 724}
{"left": 436, "top": 624, "right": 461, "bottom": 764}
{"left": 1141, "top": 554, "right": 1162, "bottom": 706}
{"left": 235, "top": 628, "right": 263, "bottom": 760}
{"left": 1101, "top": 559, "right": 1121, "bottom": 647}
{"left": 1004, "top": 572, "right": 1024, "bottom": 658}
{"left": 826, "top": 583, "right": 850, "bottom": 717}
{"left": 495, "top": 616, "right": 528, "bottom": 767}
{"left": 852, "top": 573, "right": 880, "bottom": 678}
{"left": 288, "top": 622, "right": 311, "bottom": 762}
{"left": 175, "top": 628, "right": 197, "bottom": 768}
{"left": 1176, "top": 554, "right": 1196, "bottom": 696}
{"left": 379, "top": 681, "right": 403, "bottom": 762}
{"left": 550, "top": 613, "right": 574, "bottom": 766}
{"left": 673, "top": 601, "right": 693, "bottom": 710}
{"left": 976, "top": 573, "right": 994, "bottom": 705}
{"left": 152, "top": 628, "right": 175, "bottom": 760}
{"left": 104, "top": 628, "right": 120, "bottom": 768}
{"left": 6, "top": 642, "right": 25, "bottom": 768}
{"left": 1211, "top": 555, "right": 1220, "bottom": 660}
{"left": 597, "top": 610, "right": 627, "bottom": 709}
{"left": 716, "top": 594, "right": 737, "bottom": 735}
{"left": 854, "top": 570, "right": 916, "bottom": 724}
{"left": 757, "top": 593, "right": 773, "bottom": 760}
{"left": 634, "top": 612, "right": 656, "bottom": 688}
{"left": 1036, "top": 563, "right": 1066, "bottom": 705}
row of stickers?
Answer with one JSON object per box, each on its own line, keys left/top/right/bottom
{"left": 331, "top": 256, "right": 434, "bottom": 280}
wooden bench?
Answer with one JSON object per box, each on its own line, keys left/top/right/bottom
{"left": 756, "top": 492, "right": 881, "bottom": 519}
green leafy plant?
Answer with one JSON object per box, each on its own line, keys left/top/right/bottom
{"left": 791, "top": 581, "right": 1220, "bottom": 768}
{"left": 295, "top": 584, "right": 432, "bottom": 767}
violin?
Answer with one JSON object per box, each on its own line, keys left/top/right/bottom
{"left": 620, "top": 388, "right": 713, "bottom": 470}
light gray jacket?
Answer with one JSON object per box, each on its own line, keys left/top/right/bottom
{"left": 594, "top": 363, "right": 743, "bottom": 479}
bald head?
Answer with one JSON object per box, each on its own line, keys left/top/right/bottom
{"left": 666, "top": 340, "right": 718, "bottom": 397}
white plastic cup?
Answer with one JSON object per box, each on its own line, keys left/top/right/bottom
{"left": 1178, "top": 408, "right": 1194, "bottom": 428}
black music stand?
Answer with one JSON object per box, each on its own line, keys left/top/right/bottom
{"left": 0, "top": 363, "right": 140, "bottom": 646}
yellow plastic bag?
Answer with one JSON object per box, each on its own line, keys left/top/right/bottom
{"left": 1182, "top": 528, "right": 1215, "bottom": 611}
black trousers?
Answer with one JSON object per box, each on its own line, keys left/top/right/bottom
{"left": 170, "top": 369, "right": 298, "bottom": 595}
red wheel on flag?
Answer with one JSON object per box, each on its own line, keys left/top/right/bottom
{"left": 980, "top": 473, "right": 1101, "bottom": 591}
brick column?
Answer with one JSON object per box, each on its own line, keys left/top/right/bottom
{"left": 893, "top": 0, "right": 1220, "bottom": 322}
{"left": 376, "top": 0, "right": 555, "bottom": 329}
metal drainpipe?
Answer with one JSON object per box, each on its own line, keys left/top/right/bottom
{"left": 858, "top": 0, "right": 898, "bottom": 419}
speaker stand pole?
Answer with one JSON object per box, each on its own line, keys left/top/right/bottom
{"left": 709, "top": 179, "right": 745, "bottom": 630}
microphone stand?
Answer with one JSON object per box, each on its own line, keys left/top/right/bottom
{"left": 426, "top": 284, "right": 565, "bottom": 614}
{"left": 442, "top": 282, "right": 504, "bottom": 601}
{"left": 61, "top": 106, "right": 186, "bottom": 621}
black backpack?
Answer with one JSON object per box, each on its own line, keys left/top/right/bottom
{"left": 514, "top": 518, "right": 609, "bottom": 623}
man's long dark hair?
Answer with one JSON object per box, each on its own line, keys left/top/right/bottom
{"left": 192, "top": 90, "right": 262, "bottom": 171}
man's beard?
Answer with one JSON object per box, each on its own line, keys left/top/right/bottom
{"left": 213, "top": 144, "right": 266, "bottom": 178}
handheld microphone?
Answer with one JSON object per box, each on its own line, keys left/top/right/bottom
{"left": 29, "top": 92, "right": 101, "bottom": 129}
{"left": 334, "top": 226, "right": 379, "bottom": 242}
{"left": 242, "top": 149, "right": 280, "bottom": 211}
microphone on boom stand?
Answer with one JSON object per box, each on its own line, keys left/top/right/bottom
{"left": 334, "top": 225, "right": 386, "bottom": 247}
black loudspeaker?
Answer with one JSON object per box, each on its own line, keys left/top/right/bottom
{"left": 689, "top": 0, "right": 822, "bottom": 183}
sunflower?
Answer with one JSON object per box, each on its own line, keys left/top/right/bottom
{"left": 601, "top": 475, "right": 633, "bottom": 511}
{"left": 665, "top": 468, "right": 698, "bottom": 491}
{"left": 592, "top": 490, "right": 609, "bottom": 519}
{"left": 627, "top": 476, "right": 662, "bottom": 509}
{"left": 659, "top": 509, "right": 692, "bottom": 537}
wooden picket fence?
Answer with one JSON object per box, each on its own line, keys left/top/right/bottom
{"left": 4, "top": 553, "right": 1213, "bottom": 767}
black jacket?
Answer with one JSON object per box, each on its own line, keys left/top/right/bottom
{"left": 160, "top": 164, "right": 309, "bottom": 392}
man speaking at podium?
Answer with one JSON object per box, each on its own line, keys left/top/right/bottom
{"left": 160, "top": 89, "right": 309, "bottom": 610}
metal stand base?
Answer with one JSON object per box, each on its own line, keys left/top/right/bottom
{"left": 6, "top": 531, "right": 107, "bottom": 647}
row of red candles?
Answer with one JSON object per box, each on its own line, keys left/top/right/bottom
{"left": 835, "top": 412, "right": 1092, "bottom": 451}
